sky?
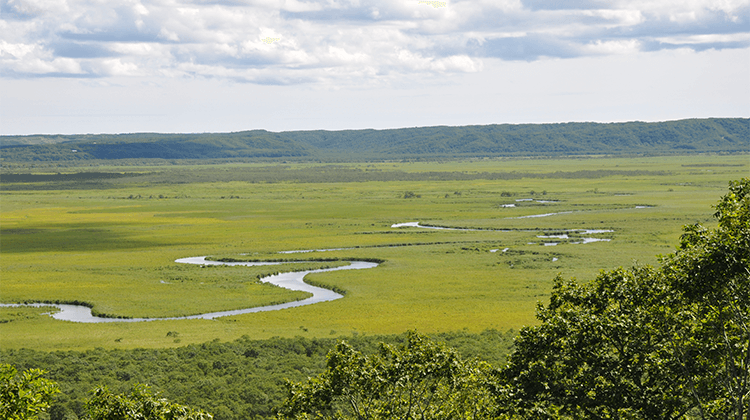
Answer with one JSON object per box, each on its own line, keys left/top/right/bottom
{"left": 1, "top": 0, "right": 749, "bottom": 135}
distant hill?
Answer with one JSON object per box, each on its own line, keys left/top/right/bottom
{"left": 1, "top": 118, "right": 747, "bottom": 162}
{"left": 0, "top": 131, "right": 310, "bottom": 162}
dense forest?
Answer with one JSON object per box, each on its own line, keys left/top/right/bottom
{"left": 1, "top": 118, "right": 747, "bottom": 162}
{"left": 1, "top": 330, "right": 515, "bottom": 420}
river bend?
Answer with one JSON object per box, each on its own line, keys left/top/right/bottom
{"left": 0, "top": 258, "right": 377, "bottom": 323}
{"left": 2, "top": 220, "right": 613, "bottom": 323}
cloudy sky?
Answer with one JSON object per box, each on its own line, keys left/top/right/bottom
{"left": 1, "top": 0, "right": 748, "bottom": 135}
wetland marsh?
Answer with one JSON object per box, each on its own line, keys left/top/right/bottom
{"left": 1, "top": 154, "right": 747, "bottom": 350}
{"left": 1, "top": 258, "right": 378, "bottom": 322}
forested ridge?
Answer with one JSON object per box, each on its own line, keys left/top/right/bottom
{"left": 2, "top": 118, "right": 747, "bottom": 162}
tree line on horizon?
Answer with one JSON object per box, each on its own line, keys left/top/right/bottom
{"left": 1, "top": 118, "right": 747, "bottom": 162}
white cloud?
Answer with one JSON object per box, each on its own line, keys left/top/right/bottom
{"left": 133, "top": 2, "right": 150, "bottom": 16}
{"left": 327, "top": 45, "right": 368, "bottom": 64}
{"left": 3, "top": 0, "right": 69, "bottom": 17}
{"left": 581, "top": 9, "right": 645, "bottom": 27}
{"left": 97, "top": 58, "right": 140, "bottom": 75}
{"left": 0, "top": 40, "right": 86, "bottom": 75}
{"left": 655, "top": 32, "right": 750, "bottom": 45}
{"left": 282, "top": 0, "right": 323, "bottom": 12}
{"left": 433, "top": 54, "right": 481, "bottom": 72}
{"left": 158, "top": 27, "right": 180, "bottom": 41}
{"left": 0, "top": 0, "right": 747, "bottom": 87}
{"left": 582, "top": 39, "right": 641, "bottom": 55}
{"left": 0, "top": 41, "right": 37, "bottom": 59}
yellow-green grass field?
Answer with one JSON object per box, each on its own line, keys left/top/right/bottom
{"left": 1, "top": 154, "right": 747, "bottom": 350}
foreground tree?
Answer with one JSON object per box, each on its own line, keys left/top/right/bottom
{"left": 0, "top": 364, "right": 60, "bottom": 420}
{"left": 499, "top": 178, "right": 750, "bottom": 419}
{"left": 87, "top": 384, "right": 213, "bottom": 420}
{"left": 661, "top": 177, "right": 750, "bottom": 418}
{"left": 278, "top": 331, "right": 498, "bottom": 419}
{"left": 498, "top": 269, "right": 693, "bottom": 419}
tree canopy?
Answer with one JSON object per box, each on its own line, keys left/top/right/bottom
{"left": 0, "top": 364, "right": 59, "bottom": 420}
{"left": 499, "top": 178, "right": 749, "bottom": 419}
{"left": 0, "top": 364, "right": 213, "bottom": 420}
{"left": 87, "top": 384, "right": 213, "bottom": 420}
{"left": 278, "top": 331, "right": 498, "bottom": 419}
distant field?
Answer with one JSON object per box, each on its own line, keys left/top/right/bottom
{"left": 1, "top": 154, "right": 746, "bottom": 350}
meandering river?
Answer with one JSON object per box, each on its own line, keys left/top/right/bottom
{"left": 1, "top": 220, "right": 614, "bottom": 323}
{"left": 0, "top": 258, "right": 377, "bottom": 323}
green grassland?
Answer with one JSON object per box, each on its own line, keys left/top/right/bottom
{"left": 1, "top": 154, "right": 747, "bottom": 351}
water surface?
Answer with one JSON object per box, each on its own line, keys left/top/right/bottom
{"left": 0, "top": 258, "right": 377, "bottom": 323}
